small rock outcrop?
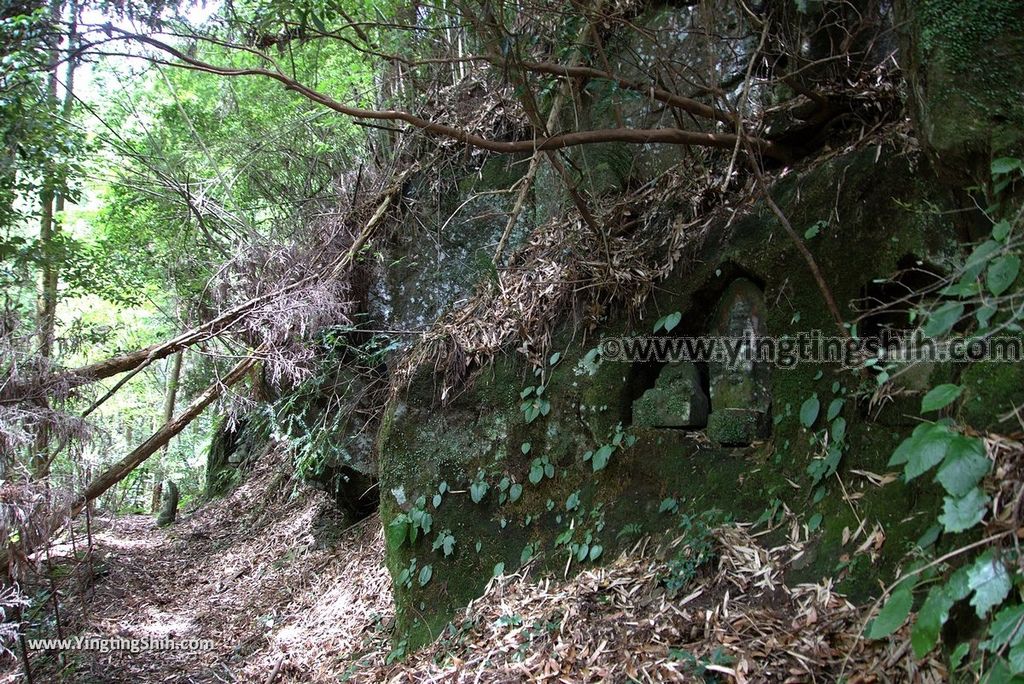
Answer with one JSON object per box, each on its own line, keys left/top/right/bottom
{"left": 632, "top": 362, "right": 709, "bottom": 429}
{"left": 156, "top": 480, "right": 179, "bottom": 527}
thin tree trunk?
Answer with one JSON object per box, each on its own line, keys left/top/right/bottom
{"left": 150, "top": 351, "right": 182, "bottom": 512}
{"left": 32, "top": 0, "right": 78, "bottom": 480}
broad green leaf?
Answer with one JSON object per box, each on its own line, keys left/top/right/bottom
{"left": 418, "top": 564, "right": 433, "bottom": 586}
{"left": 968, "top": 552, "right": 1011, "bottom": 618}
{"left": 939, "top": 488, "right": 990, "bottom": 533}
{"left": 565, "top": 491, "right": 580, "bottom": 511}
{"left": 994, "top": 220, "right": 1012, "bottom": 242}
{"left": 934, "top": 436, "right": 990, "bottom": 497}
{"left": 831, "top": 417, "right": 847, "bottom": 443}
{"left": 992, "top": 157, "right": 1023, "bottom": 175}
{"left": 923, "top": 301, "right": 964, "bottom": 338}
{"left": 664, "top": 311, "right": 682, "bottom": 333}
{"left": 529, "top": 461, "right": 543, "bottom": 484}
{"left": 520, "top": 543, "right": 534, "bottom": 564}
{"left": 950, "top": 642, "right": 969, "bottom": 670}
{"left": 988, "top": 254, "right": 1021, "bottom": 296}
{"left": 521, "top": 442, "right": 531, "bottom": 454}
{"left": 921, "top": 384, "right": 963, "bottom": 412}
{"left": 826, "top": 398, "right": 844, "bottom": 421}
{"left": 493, "top": 562, "right": 505, "bottom": 577}
{"left": 984, "top": 604, "right": 1024, "bottom": 653}
{"left": 589, "top": 544, "right": 603, "bottom": 561}
{"left": 800, "top": 394, "right": 820, "bottom": 428}
{"left": 964, "top": 240, "right": 1002, "bottom": 282}
{"left": 978, "top": 304, "right": 998, "bottom": 329}
{"left": 912, "top": 583, "right": 955, "bottom": 658}
{"left": 902, "top": 423, "right": 955, "bottom": 480}
{"left": 470, "top": 480, "right": 489, "bottom": 503}
{"left": 549, "top": 351, "right": 561, "bottom": 365}
{"left": 868, "top": 586, "right": 913, "bottom": 639}
{"left": 807, "top": 513, "right": 823, "bottom": 531}
{"left": 386, "top": 518, "right": 409, "bottom": 549}
{"left": 1011, "top": 643, "right": 1024, "bottom": 674}
{"left": 508, "top": 483, "right": 523, "bottom": 503}
{"left": 592, "top": 444, "right": 614, "bottom": 471}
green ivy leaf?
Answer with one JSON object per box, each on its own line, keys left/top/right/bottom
{"left": 508, "top": 483, "right": 523, "bottom": 503}
{"left": 988, "top": 254, "right": 1021, "bottom": 296}
{"left": 418, "top": 564, "right": 433, "bottom": 587}
{"left": 939, "top": 487, "right": 990, "bottom": 533}
{"left": 492, "top": 562, "right": 505, "bottom": 577}
{"left": 529, "top": 460, "right": 543, "bottom": 484}
{"left": 921, "top": 384, "right": 963, "bottom": 413}
{"left": 867, "top": 586, "right": 913, "bottom": 639}
{"left": 549, "top": 351, "right": 561, "bottom": 365}
{"left": 589, "top": 544, "right": 603, "bottom": 561}
{"left": 934, "top": 435, "right": 990, "bottom": 497}
{"left": 968, "top": 552, "right": 1012, "bottom": 619}
{"left": 799, "top": 394, "right": 820, "bottom": 428}
{"left": 664, "top": 311, "right": 682, "bottom": 333}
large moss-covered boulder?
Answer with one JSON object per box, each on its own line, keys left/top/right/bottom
{"left": 378, "top": 146, "right": 964, "bottom": 647}
{"left": 896, "top": 0, "right": 1024, "bottom": 184}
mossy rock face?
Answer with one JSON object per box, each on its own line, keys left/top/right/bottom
{"left": 372, "top": 155, "right": 531, "bottom": 332}
{"left": 896, "top": 0, "right": 1024, "bottom": 184}
{"left": 378, "top": 146, "right": 990, "bottom": 646}
{"left": 959, "top": 353, "right": 1024, "bottom": 432}
{"left": 205, "top": 416, "right": 266, "bottom": 498}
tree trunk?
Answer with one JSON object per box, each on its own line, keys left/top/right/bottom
{"left": 31, "top": 0, "right": 78, "bottom": 480}
{"left": 69, "top": 355, "right": 255, "bottom": 519}
{"left": 150, "top": 351, "right": 183, "bottom": 512}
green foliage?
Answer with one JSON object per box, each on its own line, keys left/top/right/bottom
{"left": 868, "top": 173, "right": 1021, "bottom": 677}
{"left": 661, "top": 511, "right": 721, "bottom": 597}
{"left": 652, "top": 311, "right": 681, "bottom": 333}
{"left": 519, "top": 385, "right": 551, "bottom": 423}
{"left": 528, "top": 455, "right": 554, "bottom": 485}
{"left": 388, "top": 496, "right": 433, "bottom": 549}
{"left": 582, "top": 422, "right": 634, "bottom": 473}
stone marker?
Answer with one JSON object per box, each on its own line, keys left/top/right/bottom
{"left": 632, "top": 362, "right": 709, "bottom": 428}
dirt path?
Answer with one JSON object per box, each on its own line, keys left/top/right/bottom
{"left": 25, "top": 455, "right": 392, "bottom": 683}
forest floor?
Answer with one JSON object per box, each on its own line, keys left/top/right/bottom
{"left": 12, "top": 451, "right": 947, "bottom": 683}
{"left": 18, "top": 452, "right": 393, "bottom": 683}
